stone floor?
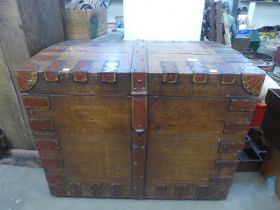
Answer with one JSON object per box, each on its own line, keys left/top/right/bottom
{"left": 0, "top": 165, "right": 279, "bottom": 210}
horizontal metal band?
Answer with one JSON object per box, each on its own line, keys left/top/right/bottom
{"left": 39, "top": 150, "right": 62, "bottom": 159}
{"left": 229, "top": 99, "right": 257, "bottom": 112}
{"left": 30, "top": 119, "right": 55, "bottom": 130}
{"left": 23, "top": 96, "right": 50, "bottom": 109}
{"left": 40, "top": 158, "right": 64, "bottom": 168}
{"left": 46, "top": 173, "right": 66, "bottom": 183}
{"left": 68, "top": 184, "right": 82, "bottom": 196}
{"left": 224, "top": 122, "right": 251, "bottom": 134}
{"left": 48, "top": 183, "right": 64, "bottom": 196}
{"left": 35, "top": 139, "right": 60, "bottom": 150}
{"left": 90, "top": 183, "right": 124, "bottom": 197}
{"left": 175, "top": 185, "right": 189, "bottom": 199}
{"left": 154, "top": 184, "right": 167, "bottom": 197}
{"left": 219, "top": 141, "right": 244, "bottom": 153}
{"left": 111, "top": 183, "right": 124, "bottom": 197}
{"left": 210, "top": 176, "right": 233, "bottom": 185}
{"left": 215, "top": 160, "right": 239, "bottom": 170}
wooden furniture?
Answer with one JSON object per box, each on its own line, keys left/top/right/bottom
{"left": 261, "top": 147, "right": 280, "bottom": 198}
{"left": 66, "top": 9, "right": 107, "bottom": 40}
{"left": 261, "top": 89, "right": 280, "bottom": 198}
{"left": 15, "top": 40, "right": 265, "bottom": 199}
{"left": 0, "top": 0, "right": 65, "bottom": 149}
{"left": 237, "top": 103, "right": 268, "bottom": 172}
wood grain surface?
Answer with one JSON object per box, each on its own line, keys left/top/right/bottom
{"left": 15, "top": 40, "right": 265, "bottom": 199}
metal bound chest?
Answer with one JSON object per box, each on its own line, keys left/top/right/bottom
{"left": 15, "top": 40, "right": 266, "bottom": 200}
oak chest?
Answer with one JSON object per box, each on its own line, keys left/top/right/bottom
{"left": 15, "top": 40, "right": 266, "bottom": 199}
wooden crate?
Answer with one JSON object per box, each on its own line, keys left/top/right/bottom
{"left": 66, "top": 9, "right": 107, "bottom": 40}
{"left": 15, "top": 40, "right": 266, "bottom": 200}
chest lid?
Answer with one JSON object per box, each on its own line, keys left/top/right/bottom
{"left": 15, "top": 40, "right": 266, "bottom": 97}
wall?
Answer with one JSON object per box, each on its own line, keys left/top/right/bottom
{"left": 123, "top": 0, "right": 205, "bottom": 41}
{"left": 19, "top": 0, "right": 65, "bottom": 55}
{"left": 0, "top": 1, "right": 34, "bottom": 149}
{"left": 107, "top": 0, "right": 123, "bottom": 24}
{"left": 247, "top": 2, "right": 280, "bottom": 29}
{"left": 0, "top": 46, "right": 33, "bottom": 149}
{"left": 223, "top": 0, "right": 234, "bottom": 13}
{"left": 0, "top": 0, "right": 65, "bottom": 149}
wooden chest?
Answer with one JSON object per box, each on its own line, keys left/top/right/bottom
{"left": 15, "top": 40, "right": 266, "bottom": 200}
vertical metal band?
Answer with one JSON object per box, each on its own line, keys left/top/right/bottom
{"left": 131, "top": 41, "right": 148, "bottom": 95}
{"left": 131, "top": 41, "right": 148, "bottom": 198}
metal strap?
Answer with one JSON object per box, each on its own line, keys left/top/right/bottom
{"left": 131, "top": 41, "right": 148, "bottom": 198}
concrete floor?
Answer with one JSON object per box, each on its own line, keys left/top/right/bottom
{"left": 0, "top": 165, "right": 279, "bottom": 210}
